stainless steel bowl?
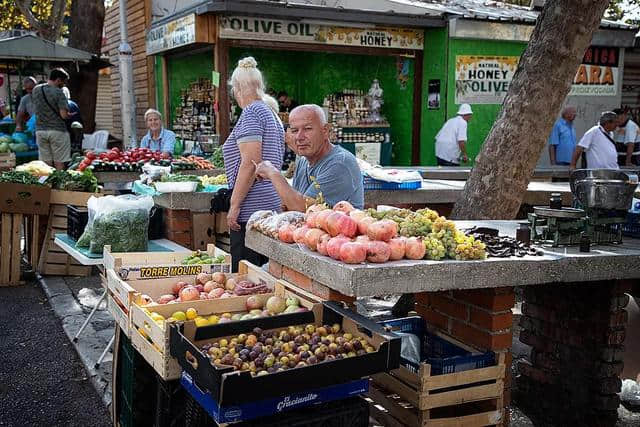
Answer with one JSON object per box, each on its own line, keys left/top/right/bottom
{"left": 570, "top": 169, "right": 638, "bottom": 210}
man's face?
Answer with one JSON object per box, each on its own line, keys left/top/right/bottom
{"left": 563, "top": 109, "right": 577, "bottom": 122}
{"left": 146, "top": 114, "right": 162, "bottom": 132}
{"left": 279, "top": 96, "right": 290, "bottom": 107}
{"left": 288, "top": 110, "right": 329, "bottom": 158}
{"left": 617, "top": 113, "right": 628, "bottom": 126}
{"left": 604, "top": 121, "right": 618, "bottom": 132}
{"left": 462, "top": 114, "right": 472, "bottom": 122}
{"left": 23, "top": 82, "right": 35, "bottom": 94}
{"left": 54, "top": 78, "right": 67, "bottom": 88}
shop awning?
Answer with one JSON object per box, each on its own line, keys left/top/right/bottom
{"left": 0, "top": 34, "right": 96, "bottom": 62}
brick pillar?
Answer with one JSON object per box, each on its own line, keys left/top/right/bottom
{"left": 516, "top": 281, "right": 631, "bottom": 426}
{"left": 415, "top": 287, "right": 515, "bottom": 423}
{"left": 268, "top": 260, "right": 355, "bottom": 305}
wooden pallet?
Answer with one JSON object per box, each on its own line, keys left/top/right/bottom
{"left": 369, "top": 345, "right": 506, "bottom": 426}
{"left": 0, "top": 213, "right": 24, "bottom": 286}
{"left": 38, "top": 191, "right": 98, "bottom": 277}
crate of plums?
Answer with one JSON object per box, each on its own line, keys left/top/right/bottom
{"left": 169, "top": 301, "right": 401, "bottom": 421}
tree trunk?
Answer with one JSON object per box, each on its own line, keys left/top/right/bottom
{"left": 67, "top": 0, "right": 105, "bottom": 134}
{"left": 451, "top": 0, "right": 611, "bottom": 220}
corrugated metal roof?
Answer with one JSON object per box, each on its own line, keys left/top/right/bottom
{"left": 277, "top": 0, "right": 637, "bottom": 30}
{"left": 0, "top": 34, "right": 95, "bottom": 62}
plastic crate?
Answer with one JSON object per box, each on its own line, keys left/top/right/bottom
{"left": 116, "top": 334, "right": 156, "bottom": 427}
{"left": 623, "top": 212, "right": 640, "bottom": 238}
{"left": 148, "top": 206, "right": 164, "bottom": 240}
{"left": 66, "top": 205, "right": 88, "bottom": 241}
{"left": 183, "top": 381, "right": 369, "bottom": 427}
{"left": 379, "top": 316, "right": 495, "bottom": 375}
{"left": 363, "top": 175, "right": 421, "bottom": 191}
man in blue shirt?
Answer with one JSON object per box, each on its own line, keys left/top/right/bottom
{"left": 140, "top": 108, "right": 176, "bottom": 153}
{"left": 548, "top": 106, "right": 577, "bottom": 166}
{"left": 254, "top": 104, "right": 364, "bottom": 211}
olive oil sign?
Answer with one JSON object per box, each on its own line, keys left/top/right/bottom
{"left": 455, "top": 56, "right": 519, "bottom": 104}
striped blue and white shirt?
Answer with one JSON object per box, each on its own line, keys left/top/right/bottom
{"left": 223, "top": 101, "right": 284, "bottom": 222}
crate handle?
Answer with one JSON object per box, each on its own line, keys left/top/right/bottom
{"left": 185, "top": 351, "right": 199, "bottom": 370}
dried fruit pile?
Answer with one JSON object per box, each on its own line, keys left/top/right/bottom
{"left": 201, "top": 324, "right": 376, "bottom": 376}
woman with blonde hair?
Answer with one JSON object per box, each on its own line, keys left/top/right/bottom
{"left": 223, "top": 57, "right": 285, "bottom": 271}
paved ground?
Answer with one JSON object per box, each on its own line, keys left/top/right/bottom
{"left": 0, "top": 279, "right": 111, "bottom": 427}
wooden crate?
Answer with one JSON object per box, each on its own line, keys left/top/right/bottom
{"left": 127, "top": 261, "right": 311, "bottom": 380}
{"left": 108, "top": 292, "right": 130, "bottom": 337}
{"left": 192, "top": 212, "right": 216, "bottom": 251}
{"left": 369, "top": 348, "right": 506, "bottom": 426}
{"left": 0, "top": 213, "right": 24, "bottom": 286}
{"left": 103, "top": 243, "right": 229, "bottom": 280}
{"left": 214, "top": 211, "right": 228, "bottom": 234}
{"left": 0, "top": 183, "right": 51, "bottom": 215}
{"left": 0, "top": 152, "right": 16, "bottom": 171}
{"left": 38, "top": 191, "right": 100, "bottom": 277}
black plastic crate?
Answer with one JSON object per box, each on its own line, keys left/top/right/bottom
{"left": 116, "top": 334, "right": 156, "bottom": 427}
{"left": 379, "top": 316, "right": 495, "bottom": 375}
{"left": 155, "top": 377, "right": 186, "bottom": 427}
{"left": 169, "top": 301, "right": 401, "bottom": 406}
{"left": 184, "top": 393, "right": 369, "bottom": 427}
{"left": 66, "top": 205, "right": 88, "bottom": 241}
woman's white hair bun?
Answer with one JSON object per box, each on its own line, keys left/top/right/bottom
{"left": 238, "top": 57, "right": 258, "bottom": 69}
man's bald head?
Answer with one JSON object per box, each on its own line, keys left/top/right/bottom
{"left": 288, "top": 104, "right": 331, "bottom": 164}
{"left": 23, "top": 76, "right": 36, "bottom": 93}
{"left": 290, "top": 104, "right": 327, "bottom": 125}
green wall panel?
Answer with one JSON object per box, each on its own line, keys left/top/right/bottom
{"left": 154, "top": 56, "right": 163, "bottom": 116}
{"left": 166, "top": 50, "right": 214, "bottom": 126}
{"left": 420, "top": 28, "right": 449, "bottom": 166}
{"left": 445, "top": 38, "right": 527, "bottom": 165}
{"left": 230, "top": 48, "right": 415, "bottom": 166}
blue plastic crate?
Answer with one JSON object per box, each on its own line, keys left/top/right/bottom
{"left": 379, "top": 316, "right": 495, "bottom": 375}
{"left": 363, "top": 175, "right": 422, "bottom": 191}
{"left": 623, "top": 212, "right": 640, "bottom": 238}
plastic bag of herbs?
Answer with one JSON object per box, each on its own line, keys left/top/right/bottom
{"left": 76, "top": 194, "right": 154, "bottom": 253}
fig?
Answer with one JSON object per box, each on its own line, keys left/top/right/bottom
{"left": 196, "top": 272, "right": 212, "bottom": 285}
{"left": 211, "top": 272, "right": 226, "bottom": 284}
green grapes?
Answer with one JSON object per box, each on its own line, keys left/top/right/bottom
{"left": 399, "top": 213, "right": 434, "bottom": 237}
{"left": 423, "top": 233, "right": 446, "bottom": 260}
{"left": 455, "top": 235, "right": 487, "bottom": 260}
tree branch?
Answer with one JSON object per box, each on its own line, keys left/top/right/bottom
{"left": 50, "top": 0, "right": 67, "bottom": 40}
{"left": 15, "top": 0, "right": 43, "bottom": 33}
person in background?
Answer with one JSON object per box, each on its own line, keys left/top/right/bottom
{"left": 548, "top": 106, "right": 577, "bottom": 166}
{"left": 15, "top": 76, "right": 37, "bottom": 131}
{"left": 140, "top": 109, "right": 176, "bottom": 154}
{"left": 31, "top": 68, "right": 70, "bottom": 170}
{"left": 255, "top": 104, "right": 364, "bottom": 211}
{"left": 61, "top": 87, "right": 83, "bottom": 153}
{"left": 223, "top": 56, "right": 285, "bottom": 272}
{"left": 435, "top": 104, "right": 472, "bottom": 166}
{"left": 613, "top": 108, "right": 640, "bottom": 167}
{"left": 277, "top": 90, "right": 299, "bottom": 113}
{"left": 570, "top": 111, "right": 619, "bottom": 170}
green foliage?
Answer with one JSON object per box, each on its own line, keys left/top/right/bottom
{"left": 44, "top": 170, "right": 98, "bottom": 192}
{"left": 89, "top": 209, "right": 150, "bottom": 253}
{"left": 0, "top": 0, "right": 71, "bottom": 40}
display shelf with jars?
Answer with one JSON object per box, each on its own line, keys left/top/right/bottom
{"left": 172, "top": 78, "right": 217, "bottom": 150}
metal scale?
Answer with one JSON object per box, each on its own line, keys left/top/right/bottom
{"left": 528, "top": 169, "right": 638, "bottom": 247}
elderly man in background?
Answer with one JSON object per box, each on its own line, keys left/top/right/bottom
{"left": 548, "top": 106, "right": 577, "bottom": 166}
{"left": 435, "top": 104, "right": 473, "bottom": 166}
{"left": 570, "top": 111, "right": 619, "bottom": 170}
{"left": 255, "top": 104, "right": 364, "bottom": 211}
{"left": 15, "top": 76, "right": 37, "bottom": 132}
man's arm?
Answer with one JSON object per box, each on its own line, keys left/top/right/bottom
{"left": 457, "top": 140, "right": 468, "bottom": 163}
{"left": 60, "top": 109, "right": 70, "bottom": 120}
{"left": 15, "top": 111, "right": 26, "bottom": 131}
{"left": 626, "top": 143, "right": 634, "bottom": 166}
{"left": 549, "top": 144, "right": 557, "bottom": 165}
{"left": 570, "top": 146, "right": 585, "bottom": 169}
{"left": 256, "top": 161, "right": 312, "bottom": 212}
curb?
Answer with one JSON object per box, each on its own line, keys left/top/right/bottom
{"left": 36, "top": 273, "right": 113, "bottom": 410}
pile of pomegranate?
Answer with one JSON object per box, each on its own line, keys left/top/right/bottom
{"left": 277, "top": 202, "right": 426, "bottom": 264}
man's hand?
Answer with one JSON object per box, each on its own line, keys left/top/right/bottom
{"left": 227, "top": 204, "right": 241, "bottom": 232}
{"left": 255, "top": 160, "right": 279, "bottom": 180}
{"left": 461, "top": 154, "right": 469, "bottom": 164}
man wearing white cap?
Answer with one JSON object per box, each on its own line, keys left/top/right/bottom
{"left": 435, "top": 104, "right": 473, "bottom": 166}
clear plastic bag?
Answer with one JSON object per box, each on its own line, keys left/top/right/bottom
{"left": 77, "top": 195, "right": 154, "bottom": 253}
{"left": 247, "top": 210, "right": 276, "bottom": 231}
{"left": 140, "top": 164, "right": 171, "bottom": 185}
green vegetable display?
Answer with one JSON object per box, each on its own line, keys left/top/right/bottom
{"left": 0, "top": 171, "right": 43, "bottom": 185}
{"left": 207, "top": 146, "right": 224, "bottom": 168}
{"left": 159, "top": 174, "right": 204, "bottom": 191}
{"left": 87, "top": 209, "right": 150, "bottom": 253}
{"left": 45, "top": 170, "right": 98, "bottom": 192}
{"left": 182, "top": 251, "right": 226, "bottom": 265}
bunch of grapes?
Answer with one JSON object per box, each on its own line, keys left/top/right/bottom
{"left": 431, "top": 217, "right": 458, "bottom": 257}
{"left": 417, "top": 208, "right": 439, "bottom": 223}
{"left": 368, "top": 208, "right": 412, "bottom": 223}
{"left": 455, "top": 235, "right": 487, "bottom": 260}
{"left": 424, "top": 233, "right": 447, "bottom": 260}
{"left": 399, "top": 213, "right": 434, "bottom": 237}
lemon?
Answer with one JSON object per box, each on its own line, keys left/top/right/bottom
{"left": 150, "top": 312, "right": 165, "bottom": 322}
{"left": 195, "top": 317, "right": 210, "bottom": 327}
{"left": 186, "top": 308, "right": 198, "bottom": 320}
{"left": 138, "top": 327, "right": 149, "bottom": 339}
{"left": 207, "top": 315, "right": 220, "bottom": 325}
{"left": 171, "top": 311, "right": 187, "bottom": 321}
